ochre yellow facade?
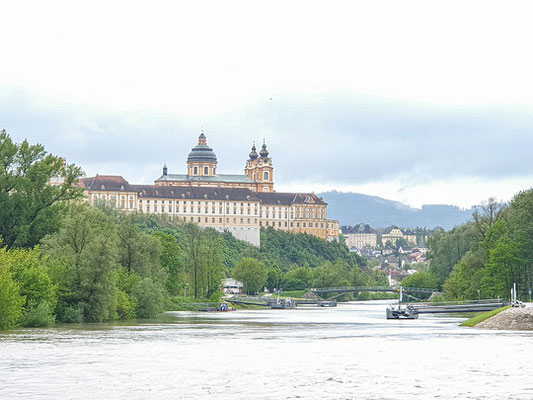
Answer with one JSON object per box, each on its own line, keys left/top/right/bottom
{"left": 80, "top": 133, "right": 337, "bottom": 245}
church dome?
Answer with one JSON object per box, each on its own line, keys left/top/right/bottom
{"left": 249, "top": 142, "right": 258, "bottom": 160}
{"left": 187, "top": 133, "right": 217, "bottom": 163}
{"left": 259, "top": 141, "right": 269, "bottom": 158}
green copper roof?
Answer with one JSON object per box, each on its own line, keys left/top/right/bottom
{"left": 155, "top": 173, "right": 254, "bottom": 184}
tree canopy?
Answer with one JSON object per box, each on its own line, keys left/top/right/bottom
{"left": 428, "top": 192, "right": 533, "bottom": 301}
{"left": 0, "top": 130, "right": 84, "bottom": 248}
{"left": 233, "top": 257, "right": 268, "bottom": 294}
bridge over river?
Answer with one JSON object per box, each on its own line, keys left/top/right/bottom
{"left": 308, "top": 286, "right": 510, "bottom": 319}
{"left": 309, "top": 285, "right": 438, "bottom": 299}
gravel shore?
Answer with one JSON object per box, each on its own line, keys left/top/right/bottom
{"left": 476, "top": 306, "right": 533, "bottom": 330}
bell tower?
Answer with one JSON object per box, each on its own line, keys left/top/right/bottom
{"left": 245, "top": 139, "right": 274, "bottom": 192}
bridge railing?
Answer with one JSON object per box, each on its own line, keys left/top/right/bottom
{"left": 309, "top": 286, "right": 439, "bottom": 294}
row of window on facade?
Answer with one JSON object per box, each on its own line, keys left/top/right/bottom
{"left": 138, "top": 202, "right": 325, "bottom": 219}
{"left": 128, "top": 213, "right": 324, "bottom": 230}
{"left": 250, "top": 171, "right": 270, "bottom": 181}
{"left": 161, "top": 216, "right": 259, "bottom": 225}
{"left": 191, "top": 166, "right": 216, "bottom": 176}
{"left": 139, "top": 199, "right": 259, "bottom": 215}
{"left": 189, "top": 166, "right": 270, "bottom": 181}
{"left": 261, "top": 220, "right": 325, "bottom": 229}
{"left": 91, "top": 194, "right": 325, "bottom": 219}
{"left": 93, "top": 194, "right": 135, "bottom": 209}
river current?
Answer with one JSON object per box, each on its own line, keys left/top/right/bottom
{"left": 1, "top": 300, "right": 532, "bottom": 399}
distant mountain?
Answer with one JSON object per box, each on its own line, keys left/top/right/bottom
{"left": 318, "top": 191, "right": 473, "bottom": 230}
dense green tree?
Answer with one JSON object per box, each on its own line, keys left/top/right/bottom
{"left": 41, "top": 205, "right": 119, "bottom": 322}
{"left": 118, "top": 216, "right": 161, "bottom": 278}
{"left": 233, "top": 257, "right": 268, "bottom": 294}
{"left": 115, "top": 268, "right": 140, "bottom": 319}
{"left": 153, "top": 231, "right": 184, "bottom": 295}
{"left": 178, "top": 223, "right": 226, "bottom": 298}
{"left": 42, "top": 204, "right": 111, "bottom": 284}
{"left": 472, "top": 197, "right": 507, "bottom": 240}
{"left": 129, "top": 217, "right": 369, "bottom": 294}
{"left": 0, "top": 255, "right": 25, "bottom": 330}
{"left": 506, "top": 188, "right": 533, "bottom": 296}
{"left": 352, "top": 263, "right": 368, "bottom": 286}
{"left": 266, "top": 266, "right": 283, "bottom": 291}
{"left": 478, "top": 220, "right": 521, "bottom": 299}
{"left": 80, "top": 234, "right": 119, "bottom": 322}
{"left": 0, "top": 130, "right": 84, "bottom": 248}
{"left": 438, "top": 193, "right": 533, "bottom": 300}
{"left": 401, "top": 271, "right": 439, "bottom": 289}
{"left": 442, "top": 260, "right": 484, "bottom": 300}
{"left": 3, "top": 246, "right": 57, "bottom": 310}
{"left": 427, "top": 223, "right": 477, "bottom": 285}
{"left": 283, "top": 265, "right": 311, "bottom": 290}
{"left": 259, "top": 227, "right": 364, "bottom": 270}
{"left": 132, "top": 278, "right": 166, "bottom": 318}
{"left": 182, "top": 223, "right": 205, "bottom": 297}
{"left": 20, "top": 301, "right": 55, "bottom": 327}
{"left": 363, "top": 269, "right": 387, "bottom": 286}
{"left": 310, "top": 260, "right": 351, "bottom": 288}
{"left": 202, "top": 229, "right": 226, "bottom": 297}
{"left": 0, "top": 244, "right": 57, "bottom": 327}
{"left": 220, "top": 230, "right": 259, "bottom": 270}
{"left": 116, "top": 289, "right": 138, "bottom": 320}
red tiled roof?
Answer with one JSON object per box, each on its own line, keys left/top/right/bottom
{"left": 80, "top": 175, "right": 135, "bottom": 192}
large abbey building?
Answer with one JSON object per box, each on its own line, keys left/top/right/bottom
{"left": 154, "top": 133, "right": 274, "bottom": 192}
{"left": 80, "top": 133, "right": 338, "bottom": 246}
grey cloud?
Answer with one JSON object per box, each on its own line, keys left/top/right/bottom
{"left": 1, "top": 87, "right": 533, "bottom": 187}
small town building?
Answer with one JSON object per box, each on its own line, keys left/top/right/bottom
{"left": 341, "top": 223, "right": 377, "bottom": 249}
{"left": 381, "top": 225, "right": 407, "bottom": 246}
{"left": 222, "top": 278, "right": 243, "bottom": 294}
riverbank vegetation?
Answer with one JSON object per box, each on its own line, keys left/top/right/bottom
{"left": 406, "top": 193, "right": 533, "bottom": 302}
{"left": 460, "top": 306, "right": 511, "bottom": 327}
{"left": 0, "top": 131, "right": 388, "bottom": 330}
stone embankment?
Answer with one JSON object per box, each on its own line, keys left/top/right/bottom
{"left": 476, "top": 306, "right": 533, "bottom": 330}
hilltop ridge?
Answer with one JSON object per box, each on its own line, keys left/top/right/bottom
{"left": 319, "top": 191, "right": 473, "bottom": 230}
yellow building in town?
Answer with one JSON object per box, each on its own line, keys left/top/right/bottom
{"left": 381, "top": 225, "right": 417, "bottom": 246}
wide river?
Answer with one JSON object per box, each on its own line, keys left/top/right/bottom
{"left": 1, "top": 300, "right": 532, "bottom": 399}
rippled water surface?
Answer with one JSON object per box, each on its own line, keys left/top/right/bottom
{"left": 1, "top": 301, "right": 532, "bottom": 399}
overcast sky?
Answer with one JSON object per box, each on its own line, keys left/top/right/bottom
{"left": 2, "top": 0, "right": 533, "bottom": 208}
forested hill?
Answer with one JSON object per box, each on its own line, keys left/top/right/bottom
{"left": 319, "top": 191, "right": 473, "bottom": 230}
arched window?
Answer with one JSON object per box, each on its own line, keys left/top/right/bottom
{"left": 263, "top": 187, "right": 269, "bottom": 192}
{"left": 263, "top": 171, "right": 269, "bottom": 181}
